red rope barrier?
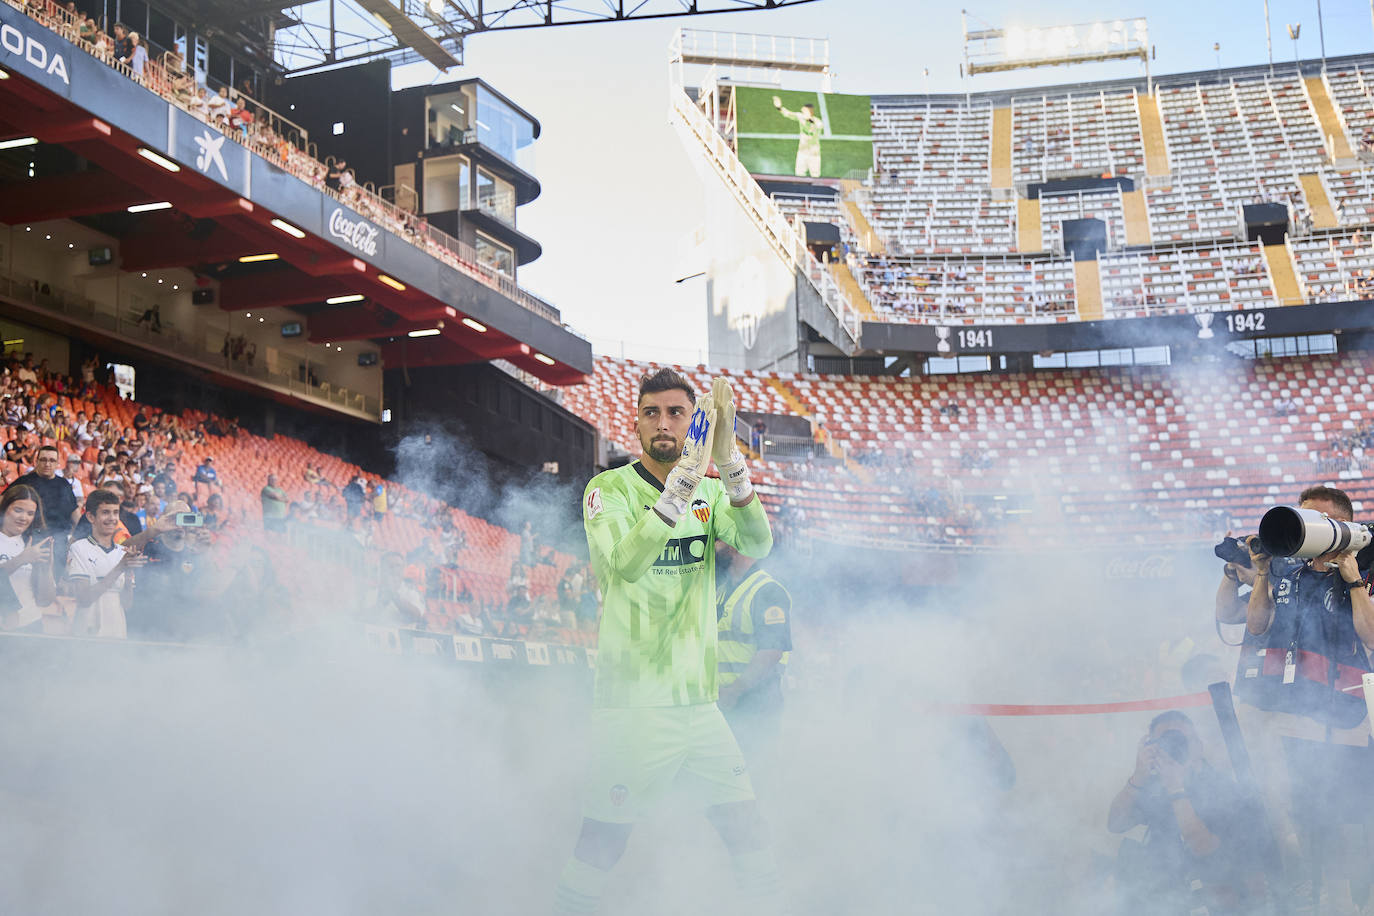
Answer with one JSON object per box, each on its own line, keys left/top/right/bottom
{"left": 922, "top": 691, "right": 1214, "bottom": 717}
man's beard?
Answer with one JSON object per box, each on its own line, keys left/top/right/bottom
{"left": 644, "top": 437, "right": 678, "bottom": 463}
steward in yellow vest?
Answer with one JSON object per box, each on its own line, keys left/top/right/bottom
{"left": 716, "top": 544, "right": 792, "bottom": 758}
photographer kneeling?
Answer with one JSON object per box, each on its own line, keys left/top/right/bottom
{"left": 1109, "top": 711, "right": 1268, "bottom": 915}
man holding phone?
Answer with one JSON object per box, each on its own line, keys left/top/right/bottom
{"left": 67, "top": 489, "right": 146, "bottom": 639}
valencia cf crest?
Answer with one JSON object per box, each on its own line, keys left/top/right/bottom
{"left": 691, "top": 498, "right": 711, "bottom": 524}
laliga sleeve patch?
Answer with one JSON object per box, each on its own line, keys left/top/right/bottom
{"left": 585, "top": 488, "right": 604, "bottom": 520}
{"left": 762, "top": 605, "right": 786, "bottom": 625}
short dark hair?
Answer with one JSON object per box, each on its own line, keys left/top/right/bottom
{"left": 35, "top": 445, "right": 58, "bottom": 457}
{"left": 637, "top": 368, "right": 695, "bottom": 406}
{"left": 85, "top": 489, "right": 120, "bottom": 516}
{"left": 1149, "top": 710, "right": 1191, "bottom": 733}
{"left": 1299, "top": 485, "right": 1354, "bottom": 521}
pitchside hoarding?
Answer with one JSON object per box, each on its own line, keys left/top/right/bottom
{"left": 735, "top": 87, "right": 873, "bottom": 180}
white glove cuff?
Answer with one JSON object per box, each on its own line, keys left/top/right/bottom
{"left": 655, "top": 468, "right": 700, "bottom": 525}
{"left": 718, "top": 455, "right": 753, "bottom": 504}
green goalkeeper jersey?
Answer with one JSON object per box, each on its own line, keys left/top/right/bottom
{"left": 583, "top": 460, "right": 773, "bottom": 708}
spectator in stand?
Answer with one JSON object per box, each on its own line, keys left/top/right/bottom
{"left": 751, "top": 419, "right": 766, "bottom": 456}
{"left": 370, "top": 480, "right": 387, "bottom": 518}
{"left": 128, "top": 31, "right": 148, "bottom": 78}
{"left": 342, "top": 475, "right": 366, "bottom": 518}
{"left": 9, "top": 445, "right": 79, "bottom": 571}
{"left": 68, "top": 490, "right": 147, "bottom": 639}
{"left": 63, "top": 454, "right": 85, "bottom": 504}
{"left": 111, "top": 22, "right": 132, "bottom": 64}
{"left": 367, "top": 552, "right": 426, "bottom": 628}
{"left": 229, "top": 95, "right": 254, "bottom": 141}
{"left": 205, "top": 86, "right": 232, "bottom": 124}
{"left": 202, "top": 493, "right": 225, "bottom": 530}
{"left": 192, "top": 456, "right": 219, "bottom": 503}
{"left": 0, "top": 484, "right": 56, "bottom": 632}
{"left": 78, "top": 16, "right": 96, "bottom": 43}
{"left": 519, "top": 520, "right": 535, "bottom": 567}
{"left": 260, "top": 474, "right": 288, "bottom": 533}
{"left": 189, "top": 86, "right": 211, "bottom": 120}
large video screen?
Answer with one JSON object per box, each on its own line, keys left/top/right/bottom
{"left": 735, "top": 87, "right": 874, "bottom": 180}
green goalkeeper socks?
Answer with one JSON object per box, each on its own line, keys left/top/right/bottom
{"left": 552, "top": 856, "right": 608, "bottom": 915}
{"left": 731, "top": 847, "right": 785, "bottom": 908}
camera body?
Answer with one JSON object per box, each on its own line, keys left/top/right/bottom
{"left": 1148, "top": 728, "right": 1189, "bottom": 765}
{"left": 1213, "top": 535, "right": 1253, "bottom": 568}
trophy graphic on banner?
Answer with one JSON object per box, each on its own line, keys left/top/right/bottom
{"left": 936, "top": 326, "right": 952, "bottom": 353}
{"left": 1194, "top": 313, "right": 1215, "bottom": 340}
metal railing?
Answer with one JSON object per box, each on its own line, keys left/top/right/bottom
{"left": 0, "top": 269, "right": 381, "bottom": 420}
{"left": 3, "top": 0, "right": 572, "bottom": 335}
{"left": 670, "top": 87, "right": 862, "bottom": 345}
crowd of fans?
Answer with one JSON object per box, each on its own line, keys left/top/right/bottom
{"left": 0, "top": 350, "right": 595, "bottom": 646}
{"left": 849, "top": 252, "right": 1073, "bottom": 322}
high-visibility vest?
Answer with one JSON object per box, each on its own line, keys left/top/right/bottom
{"left": 718, "top": 569, "right": 790, "bottom": 686}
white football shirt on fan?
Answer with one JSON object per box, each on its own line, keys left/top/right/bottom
{"left": 0, "top": 531, "right": 41, "bottom": 628}
{"left": 67, "top": 537, "right": 127, "bottom": 639}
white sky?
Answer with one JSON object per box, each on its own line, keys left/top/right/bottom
{"left": 392, "top": 0, "right": 1374, "bottom": 365}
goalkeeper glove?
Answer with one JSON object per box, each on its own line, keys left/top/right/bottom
{"left": 653, "top": 393, "right": 716, "bottom": 526}
{"left": 710, "top": 377, "right": 754, "bottom": 504}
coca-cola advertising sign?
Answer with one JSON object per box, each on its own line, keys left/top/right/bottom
{"left": 1101, "top": 554, "right": 1176, "bottom": 580}
{"left": 328, "top": 207, "right": 379, "bottom": 257}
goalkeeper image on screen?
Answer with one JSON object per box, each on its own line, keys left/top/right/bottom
{"left": 772, "top": 95, "right": 823, "bottom": 178}
{"left": 551, "top": 368, "right": 786, "bottom": 916}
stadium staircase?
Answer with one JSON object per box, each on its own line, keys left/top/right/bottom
{"left": 1072, "top": 260, "right": 1103, "bottom": 321}
{"left": 669, "top": 88, "right": 861, "bottom": 354}
{"left": 838, "top": 180, "right": 886, "bottom": 255}
{"left": 764, "top": 377, "right": 871, "bottom": 481}
{"left": 1135, "top": 94, "right": 1172, "bottom": 181}
{"left": 1303, "top": 76, "right": 1357, "bottom": 164}
{"left": 1120, "top": 190, "right": 1152, "bottom": 245}
{"left": 1298, "top": 173, "right": 1339, "bottom": 229}
{"left": 1016, "top": 198, "right": 1043, "bottom": 253}
{"left": 829, "top": 261, "right": 879, "bottom": 320}
{"left": 990, "top": 107, "right": 1013, "bottom": 190}
{"left": 1262, "top": 243, "right": 1305, "bottom": 306}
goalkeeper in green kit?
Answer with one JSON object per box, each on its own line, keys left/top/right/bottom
{"left": 552, "top": 368, "right": 785, "bottom": 915}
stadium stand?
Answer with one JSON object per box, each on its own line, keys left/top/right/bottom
{"left": 563, "top": 353, "right": 1374, "bottom": 550}
{"left": 829, "top": 59, "right": 1374, "bottom": 326}
{"left": 3, "top": 0, "right": 560, "bottom": 323}
{"left": 0, "top": 357, "right": 588, "bottom": 644}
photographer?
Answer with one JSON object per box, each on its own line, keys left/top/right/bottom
{"left": 1237, "top": 486, "right": 1374, "bottom": 907}
{"left": 1108, "top": 712, "right": 1268, "bottom": 915}
{"left": 1243, "top": 486, "right": 1373, "bottom": 733}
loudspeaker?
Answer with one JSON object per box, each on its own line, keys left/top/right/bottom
{"left": 191, "top": 288, "right": 215, "bottom": 305}
{"left": 1243, "top": 203, "right": 1289, "bottom": 245}
{"left": 1062, "top": 217, "right": 1107, "bottom": 261}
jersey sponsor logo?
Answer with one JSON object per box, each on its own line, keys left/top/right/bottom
{"left": 762, "top": 605, "right": 786, "bottom": 625}
{"left": 585, "top": 487, "right": 604, "bottom": 520}
{"left": 691, "top": 498, "right": 711, "bottom": 524}
{"left": 609, "top": 784, "right": 629, "bottom": 807}
{"left": 654, "top": 534, "right": 709, "bottom": 568}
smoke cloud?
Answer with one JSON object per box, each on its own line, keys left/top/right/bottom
{"left": 0, "top": 402, "right": 1297, "bottom": 915}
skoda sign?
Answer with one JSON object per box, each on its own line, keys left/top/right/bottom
{"left": 328, "top": 207, "right": 380, "bottom": 258}
{"left": 0, "top": 15, "right": 71, "bottom": 92}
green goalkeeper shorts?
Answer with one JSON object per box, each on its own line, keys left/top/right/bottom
{"left": 580, "top": 703, "right": 756, "bottom": 824}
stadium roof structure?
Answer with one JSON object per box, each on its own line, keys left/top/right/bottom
{"left": 172, "top": 0, "right": 825, "bottom": 76}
